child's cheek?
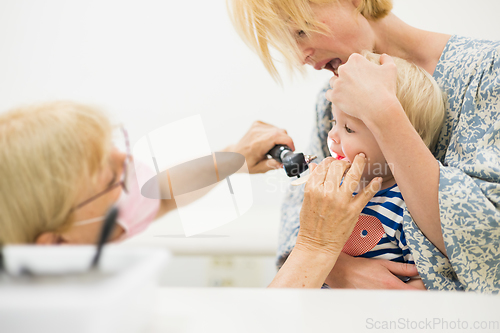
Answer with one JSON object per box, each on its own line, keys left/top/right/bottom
{"left": 341, "top": 143, "right": 358, "bottom": 164}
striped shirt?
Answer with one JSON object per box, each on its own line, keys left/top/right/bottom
{"left": 342, "top": 184, "right": 414, "bottom": 264}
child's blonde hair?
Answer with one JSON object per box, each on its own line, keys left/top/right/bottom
{"left": 227, "top": 0, "right": 393, "bottom": 80}
{"left": 363, "top": 51, "right": 445, "bottom": 150}
{"left": 0, "top": 101, "right": 112, "bottom": 244}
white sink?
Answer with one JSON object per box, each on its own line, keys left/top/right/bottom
{"left": 0, "top": 245, "right": 170, "bottom": 333}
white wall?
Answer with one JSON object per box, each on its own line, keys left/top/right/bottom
{"left": 0, "top": 0, "right": 499, "bottom": 215}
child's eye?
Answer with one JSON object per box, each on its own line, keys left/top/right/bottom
{"left": 329, "top": 119, "right": 337, "bottom": 126}
{"left": 344, "top": 125, "right": 354, "bottom": 133}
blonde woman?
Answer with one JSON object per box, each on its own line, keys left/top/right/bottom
{"left": 0, "top": 101, "right": 382, "bottom": 288}
{"left": 229, "top": 0, "right": 500, "bottom": 292}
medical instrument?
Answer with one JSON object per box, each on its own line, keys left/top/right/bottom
{"left": 267, "top": 145, "right": 316, "bottom": 178}
{"left": 91, "top": 206, "right": 119, "bottom": 269}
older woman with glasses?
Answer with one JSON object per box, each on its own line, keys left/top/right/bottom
{"left": 0, "top": 101, "right": 293, "bottom": 245}
{"left": 0, "top": 102, "right": 128, "bottom": 245}
{"left": 0, "top": 101, "right": 382, "bottom": 288}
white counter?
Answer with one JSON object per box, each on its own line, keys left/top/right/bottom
{"left": 122, "top": 206, "right": 281, "bottom": 256}
{"left": 146, "top": 287, "right": 500, "bottom": 333}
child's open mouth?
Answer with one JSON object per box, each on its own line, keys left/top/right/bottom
{"left": 330, "top": 151, "right": 346, "bottom": 160}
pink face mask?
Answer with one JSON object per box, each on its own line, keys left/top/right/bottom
{"left": 73, "top": 160, "right": 160, "bottom": 241}
{"left": 114, "top": 160, "right": 160, "bottom": 240}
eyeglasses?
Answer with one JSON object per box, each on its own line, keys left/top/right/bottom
{"left": 74, "top": 126, "right": 131, "bottom": 210}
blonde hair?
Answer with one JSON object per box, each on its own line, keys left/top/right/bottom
{"left": 0, "top": 101, "right": 112, "bottom": 244}
{"left": 363, "top": 51, "right": 445, "bottom": 150}
{"left": 227, "top": 0, "right": 393, "bottom": 80}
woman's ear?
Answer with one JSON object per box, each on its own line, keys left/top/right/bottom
{"left": 35, "top": 232, "right": 63, "bottom": 245}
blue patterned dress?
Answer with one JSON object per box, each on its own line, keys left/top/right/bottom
{"left": 278, "top": 36, "right": 500, "bottom": 292}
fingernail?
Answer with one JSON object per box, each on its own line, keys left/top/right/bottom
{"left": 358, "top": 153, "right": 366, "bottom": 158}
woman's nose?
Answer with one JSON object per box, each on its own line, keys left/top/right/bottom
{"left": 300, "top": 46, "right": 315, "bottom": 66}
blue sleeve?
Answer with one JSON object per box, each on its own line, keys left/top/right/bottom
{"left": 439, "top": 121, "right": 500, "bottom": 292}
{"left": 404, "top": 142, "right": 500, "bottom": 292}
{"left": 404, "top": 36, "right": 500, "bottom": 292}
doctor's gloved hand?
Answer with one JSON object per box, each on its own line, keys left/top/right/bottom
{"left": 223, "top": 120, "right": 295, "bottom": 174}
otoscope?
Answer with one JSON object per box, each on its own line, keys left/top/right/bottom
{"left": 267, "top": 145, "right": 316, "bottom": 178}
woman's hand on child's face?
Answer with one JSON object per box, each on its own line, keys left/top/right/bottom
{"left": 295, "top": 155, "right": 382, "bottom": 256}
{"left": 325, "top": 53, "right": 400, "bottom": 127}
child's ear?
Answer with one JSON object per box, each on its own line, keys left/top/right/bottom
{"left": 35, "top": 232, "right": 64, "bottom": 245}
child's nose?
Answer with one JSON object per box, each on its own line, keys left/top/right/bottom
{"left": 328, "top": 129, "right": 340, "bottom": 144}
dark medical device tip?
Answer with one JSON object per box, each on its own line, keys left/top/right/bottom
{"left": 267, "top": 145, "right": 316, "bottom": 178}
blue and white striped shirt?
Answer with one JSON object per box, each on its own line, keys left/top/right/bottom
{"left": 342, "top": 184, "right": 414, "bottom": 264}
